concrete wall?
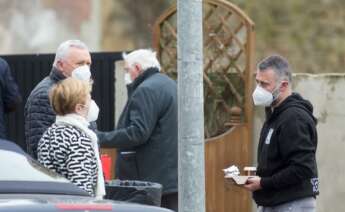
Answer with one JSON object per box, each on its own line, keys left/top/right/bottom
{"left": 114, "top": 61, "right": 127, "bottom": 126}
{"left": 252, "top": 74, "right": 345, "bottom": 212}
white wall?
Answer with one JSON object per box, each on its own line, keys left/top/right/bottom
{"left": 252, "top": 74, "right": 345, "bottom": 212}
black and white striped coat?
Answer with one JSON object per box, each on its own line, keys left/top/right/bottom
{"left": 37, "top": 123, "right": 98, "bottom": 196}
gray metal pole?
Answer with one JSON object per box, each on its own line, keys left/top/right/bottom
{"left": 177, "top": 0, "right": 205, "bottom": 212}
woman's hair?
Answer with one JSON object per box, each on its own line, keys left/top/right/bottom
{"left": 49, "top": 78, "right": 92, "bottom": 116}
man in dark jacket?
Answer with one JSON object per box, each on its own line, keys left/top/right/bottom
{"left": 244, "top": 55, "right": 319, "bottom": 212}
{"left": 25, "top": 40, "right": 92, "bottom": 159}
{"left": 0, "top": 57, "right": 22, "bottom": 139}
{"left": 98, "top": 49, "right": 178, "bottom": 211}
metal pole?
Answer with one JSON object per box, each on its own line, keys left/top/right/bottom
{"left": 177, "top": 0, "right": 205, "bottom": 212}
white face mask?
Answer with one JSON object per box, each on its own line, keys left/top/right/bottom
{"left": 124, "top": 73, "right": 132, "bottom": 85}
{"left": 86, "top": 100, "right": 99, "bottom": 122}
{"left": 252, "top": 84, "right": 281, "bottom": 107}
{"left": 71, "top": 65, "right": 91, "bottom": 81}
{"left": 252, "top": 86, "right": 273, "bottom": 106}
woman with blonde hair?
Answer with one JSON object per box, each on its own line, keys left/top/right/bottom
{"left": 37, "top": 77, "right": 105, "bottom": 199}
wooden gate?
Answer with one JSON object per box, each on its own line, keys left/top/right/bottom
{"left": 152, "top": 0, "right": 255, "bottom": 211}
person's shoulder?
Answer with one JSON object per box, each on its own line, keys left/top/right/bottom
{"left": 280, "top": 106, "right": 315, "bottom": 128}
{"left": 154, "top": 72, "right": 175, "bottom": 81}
{"left": 28, "top": 77, "right": 54, "bottom": 99}
{"left": 66, "top": 126, "right": 93, "bottom": 147}
{"left": 47, "top": 124, "right": 84, "bottom": 141}
{"left": 59, "top": 124, "right": 90, "bottom": 139}
{"left": 54, "top": 124, "right": 79, "bottom": 133}
{"left": 0, "top": 57, "right": 8, "bottom": 67}
{"left": 0, "top": 57, "right": 9, "bottom": 73}
{"left": 145, "top": 73, "right": 176, "bottom": 88}
{"left": 283, "top": 102, "right": 310, "bottom": 115}
{"left": 40, "top": 124, "right": 76, "bottom": 147}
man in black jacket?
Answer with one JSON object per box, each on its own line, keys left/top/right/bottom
{"left": 25, "top": 40, "right": 92, "bottom": 159}
{"left": 98, "top": 49, "right": 178, "bottom": 211}
{"left": 244, "top": 55, "right": 319, "bottom": 212}
{"left": 0, "top": 57, "right": 22, "bottom": 139}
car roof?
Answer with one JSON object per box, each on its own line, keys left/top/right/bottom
{"left": 0, "top": 139, "right": 89, "bottom": 196}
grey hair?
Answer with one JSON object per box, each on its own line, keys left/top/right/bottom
{"left": 257, "top": 55, "right": 292, "bottom": 83}
{"left": 122, "top": 49, "right": 161, "bottom": 71}
{"left": 53, "top": 40, "right": 89, "bottom": 67}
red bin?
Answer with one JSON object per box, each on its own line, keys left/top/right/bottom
{"left": 101, "top": 154, "right": 111, "bottom": 181}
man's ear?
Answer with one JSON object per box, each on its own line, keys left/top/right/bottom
{"left": 56, "top": 60, "right": 64, "bottom": 71}
{"left": 280, "top": 80, "right": 289, "bottom": 91}
{"left": 134, "top": 63, "right": 142, "bottom": 73}
{"left": 75, "top": 103, "right": 84, "bottom": 114}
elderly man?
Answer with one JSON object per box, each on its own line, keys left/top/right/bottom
{"left": 244, "top": 55, "right": 319, "bottom": 212}
{"left": 98, "top": 49, "right": 178, "bottom": 211}
{"left": 25, "top": 40, "right": 92, "bottom": 159}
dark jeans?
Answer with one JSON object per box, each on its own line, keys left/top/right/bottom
{"left": 161, "top": 192, "right": 178, "bottom": 212}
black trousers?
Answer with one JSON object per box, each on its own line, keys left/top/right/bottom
{"left": 161, "top": 192, "right": 178, "bottom": 212}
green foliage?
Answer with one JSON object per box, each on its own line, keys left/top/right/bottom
{"left": 113, "top": 0, "right": 345, "bottom": 73}
{"left": 112, "top": 0, "right": 345, "bottom": 138}
{"left": 229, "top": 0, "right": 345, "bottom": 73}
{"left": 203, "top": 73, "right": 244, "bottom": 138}
{"left": 114, "top": 0, "right": 174, "bottom": 47}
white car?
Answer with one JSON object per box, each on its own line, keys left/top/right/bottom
{"left": 0, "top": 139, "right": 172, "bottom": 212}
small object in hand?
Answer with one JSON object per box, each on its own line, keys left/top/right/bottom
{"left": 230, "top": 175, "right": 251, "bottom": 185}
{"left": 223, "top": 165, "right": 240, "bottom": 177}
{"left": 244, "top": 166, "right": 256, "bottom": 176}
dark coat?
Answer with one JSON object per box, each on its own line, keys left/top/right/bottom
{"left": 0, "top": 57, "right": 22, "bottom": 139}
{"left": 24, "top": 67, "right": 66, "bottom": 159}
{"left": 253, "top": 93, "right": 319, "bottom": 206}
{"left": 98, "top": 67, "right": 178, "bottom": 194}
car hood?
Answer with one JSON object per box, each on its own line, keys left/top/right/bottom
{"left": 0, "top": 194, "right": 172, "bottom": 212}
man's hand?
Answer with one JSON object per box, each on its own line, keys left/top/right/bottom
{"left": 244, "top": 176, "right": 262, "bottom": 191}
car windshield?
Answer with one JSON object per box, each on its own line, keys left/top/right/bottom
{"left": 0, "top": 149, "right": 68, "bottom": 183}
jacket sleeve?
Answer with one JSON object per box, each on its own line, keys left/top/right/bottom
{"left": 260, "top": 116, "right": 317, "bottom": 189}
{"left": 98, "top": 87, "right": 158, "bottom": 149}
{"left": 0, "top": 59, "right": 21, "bottom": 113}
{"left": 25, "top": 89, "right": 56, "bottom": 159}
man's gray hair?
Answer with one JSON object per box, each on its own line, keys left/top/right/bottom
{"left": 122, "top": 49, "right": 161, "bottom": 71}
{"left": 257, "top": 55, "right": 292, "bottom": 83}
{"left": 53, "top": 40, "right": 89, "bottom": 67}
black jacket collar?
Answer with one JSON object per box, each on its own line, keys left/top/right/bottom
{"left": 49, "top": 67, "right": 66, "bottom": 82}
{"left": 127, "top": 67, "right": 159, "bottom": 94}
{"left": 265, "top": 92, "right": 316, "bottom": 124}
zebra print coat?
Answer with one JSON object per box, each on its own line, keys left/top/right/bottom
{"left": 37, "top": 115, "right": 98, "bottom": 196}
